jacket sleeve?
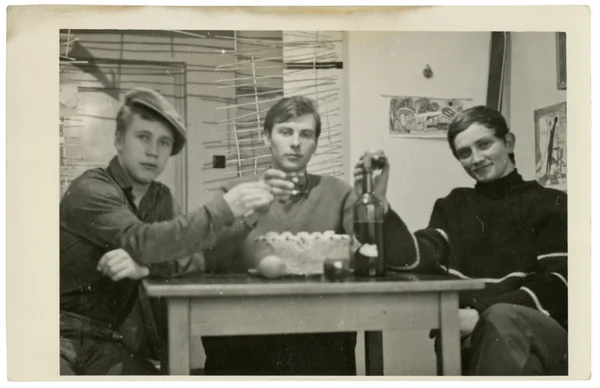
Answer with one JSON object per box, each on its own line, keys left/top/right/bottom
{"left": 202, "top": 183, "right": 257, "bottom": 273}
{"left": 147, "top": 197, "right": 209, "bottom": 278}
{"left": 340, "top": 187, "right": 434, "bottom": 268}
{"left": 463, "top": 192, "right": 568, "bottom": 326}
{"left": 60, "top": 176, "right": 236, "bottom": 266}
{"left": 383, "top": 199, "right": 452, "bottom": 274}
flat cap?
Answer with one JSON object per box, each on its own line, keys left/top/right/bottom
{"left": 123, "top": 87, "right": 187, "bottom": 156}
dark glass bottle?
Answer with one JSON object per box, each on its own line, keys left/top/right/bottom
{"left": 353, "top": 156, "right": 385, "bottom": 277}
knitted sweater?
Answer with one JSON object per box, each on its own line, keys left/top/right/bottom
{"left": 203, "top": 173, "right": 358, "bottom": 273}
{"left": 383, "top": 170, "right": 568, "bottom": 329}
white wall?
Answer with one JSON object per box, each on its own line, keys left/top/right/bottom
{"left": 346, "top": 32, "right": 491, "bottom": 231}
{"left": 508, "top": 32, "right": 567, "bottom": 181}
{"left": 346, "top": 31, "right": 492, "bottom": 375}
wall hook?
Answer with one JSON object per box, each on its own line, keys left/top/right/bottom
{"left": 423, "top": 64, "right": 433, "bottom": 79}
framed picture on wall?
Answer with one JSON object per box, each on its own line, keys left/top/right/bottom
{"left": 385, "top": 95, "right": 473, "bottom": 138}
{"left": 556, "top": 32, "right": 567, "bottom": 90}
{"left": 534, "top": 101, "right": 567, "bottom": 192}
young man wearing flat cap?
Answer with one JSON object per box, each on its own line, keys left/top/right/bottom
{"left": 59, "top": 88, "right": 276, "bottom": 375}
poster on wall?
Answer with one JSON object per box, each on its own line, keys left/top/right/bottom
{"left": 534, "top": 101, "right": 567, "bottom": 191}
{"left": 385, "top": 95, "right": 473, "bottom": 138}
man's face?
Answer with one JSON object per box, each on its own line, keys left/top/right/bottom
{"left": 453, "top": 123, "right": 515, "bottom": 183}
{"left": 115, "top": 113, "right": 174, "bottom": 185}
{"left": 265, "top": 114, "right": 318, "bottom": 173}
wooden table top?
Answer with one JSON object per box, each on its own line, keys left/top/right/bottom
{"left": 143, "top": 271, "right": 485, "bottom": 298}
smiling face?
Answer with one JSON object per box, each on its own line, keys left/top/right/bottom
{"left": 453, "top": 123, "right": 515, "bottom": 183}
{"left": 114, "top": 112, "right": 174, "bottom": 185}
{"left": 265, "top": 114, "right": 318, "bottom": 173}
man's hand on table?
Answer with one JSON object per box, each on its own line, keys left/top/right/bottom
{"left": 97, "top": 248, "right": 150, "bottom": 281}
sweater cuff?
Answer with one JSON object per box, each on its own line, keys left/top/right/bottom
{"left": 204, "top": 195, "right": 236, "bottom": 230}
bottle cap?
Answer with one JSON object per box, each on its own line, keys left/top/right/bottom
{"left": 364, "top": 149, "right": 386, "bottom": 170}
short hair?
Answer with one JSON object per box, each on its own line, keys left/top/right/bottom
{"left": 115, "top": 103, "right": 176, "bottom": 141}
{"left": 447, "top": 105, "right": 515, "bottom": 164}
{"left": 263, "top": 96, "right": 322, "bottom": 139}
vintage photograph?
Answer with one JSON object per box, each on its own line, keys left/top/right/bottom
{"left": 57, "top": 29, "right": 569, "bottom": 378}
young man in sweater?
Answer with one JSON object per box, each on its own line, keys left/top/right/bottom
{"left": 373, "top": 106, "right": 568, "bottom": 375}
{"left": 200, "top": 96, "right": 399, "bottom": 375}
{"left": 60, "top": 88, "right": 277, "bottom": 375}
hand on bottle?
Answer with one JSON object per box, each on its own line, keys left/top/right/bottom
{"left": 353, "top": 149, "right": 391, "bottom": 213}
{"left": 222, "top": 181, "right": 275, "bottom": 218}
{"left": 97, "top": 248, "right": 150, "bottom": 281}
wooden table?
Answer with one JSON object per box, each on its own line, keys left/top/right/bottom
{"left": 143, "top": 272, "right": 484, "bottom": 376}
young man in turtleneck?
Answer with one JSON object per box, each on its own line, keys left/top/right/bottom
{"left": 378, "top": 106, "right": 568, "bottom": 375}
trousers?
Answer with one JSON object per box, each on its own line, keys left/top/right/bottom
{"left": 59, "top": 310, "right": 160, "bottom": 376}
{"left": 435, "top": 303, "right": 568, "bottom": 376}
{"left": 60, "top": 336, "right": 160, "bottom": 375}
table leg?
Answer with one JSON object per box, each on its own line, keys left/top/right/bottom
{"left": 364, "top": 331, "right": 384, "bottom": 375}
{"left": 165, "top": 298, "right": 191, "bottom": 375}
{"left": 438, "top": 292, "right": 461, "bottom": 376}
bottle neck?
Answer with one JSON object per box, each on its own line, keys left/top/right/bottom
{"left": 362, "top": 169, "right": 373, "bottom": 194}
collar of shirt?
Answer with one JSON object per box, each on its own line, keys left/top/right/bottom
{"left": 108, "top": 156, "right": 133, "bottom": 191}
{"left": 106, "top": 156, "right": 170, "bottom": 218}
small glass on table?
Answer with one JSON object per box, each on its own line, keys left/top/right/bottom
{"left": 323, "top": 257, "right": 351, "bottom": 282}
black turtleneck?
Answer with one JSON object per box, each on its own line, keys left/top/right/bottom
{"left": 383, "top": 169, "right": 569, "bottom": 329}
{"left": 474, "top": 169, "right": 524, "bottom": 199}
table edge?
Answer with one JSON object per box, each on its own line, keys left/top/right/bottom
{"left": 143, "top": 279, "right": 485, "bottom": 298}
